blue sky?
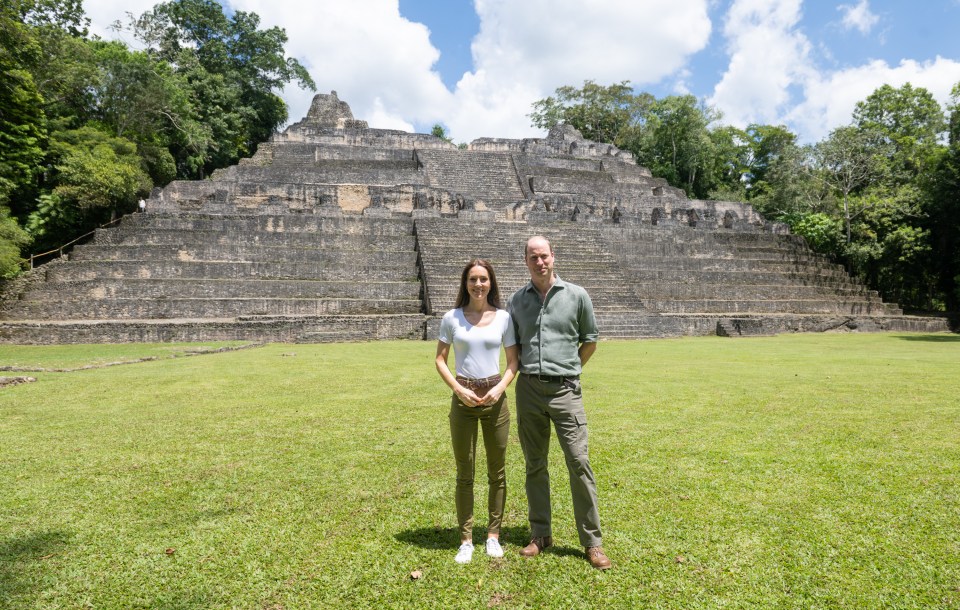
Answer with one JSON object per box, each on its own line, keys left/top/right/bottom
{"left": 86, "top": 0, "right": 960, "bottom": 144}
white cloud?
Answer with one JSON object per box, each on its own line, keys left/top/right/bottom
{"left": 787, "top": 56, "right": 960, "bottom": 142}
{"left": 708, "top": 0, "right": 960, "bottom": 143}
{"left": 229, "top": 0, "right": 452, "bottom": 134}
{"left": 708, "top": 0, "right": 814, "bottom": 127}
{"left": 838, "top": 0, "right": 879, "bottom": 35}
{"left": 445, "top": 0, "right": 713, "bottom": 141}
{"left": 83, "top": 0, "right": 156, "bottom": 45}
{"left": 82, "top": 0, "right": 451, "bottom": 135}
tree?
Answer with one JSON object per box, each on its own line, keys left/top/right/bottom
{"left": 131, "top": 0, "right": 315, "bottom": 175}
{"left": 87, "top": 40, "right": 190, "bottom": 184}
{"left": 926, "top": 82, "right": 960, "bottom": 311}
{"left": 530, "top": 84, "right": 728, "bottom": 198}
{"left": 740, "top": 124, "right": 798, "bottom": 197}
{"left": 0, "top": 1, "right": 47, "bottom": 209}
{"left": 431, "top": 123, "right": 453, "bottom": 144}
{"left": 853, "top": 83, "right": 946, "bottom": 183}
{"left": 748, "top": 142, "right": 829, "bottom": 221}
{"left": 631, "top": 94, "right": 722, "bottom": 199}
{"left": 27, "top": 126, "right": 150, "bottom": 251}
{"left": 529, "top": 80, "right": 650, "bottom": 145}
{"left": 784, "top": 211, "right": 844, "bottom": 258}
{"left": 0, "top": 204, "right": 30, "bottom": 277}
{"left": 846, "top": 84, "right": 947, "bottom": 309}
{"left": 813, "top": 126, "right": 886, "bottom": 243}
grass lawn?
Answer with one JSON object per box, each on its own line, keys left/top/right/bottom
{"left": 1, "top": 334, "right": 958, "bottom": 609}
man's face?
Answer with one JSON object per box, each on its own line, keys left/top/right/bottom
{"left": 525, "top": 239, "right": 554, "bottom": 281}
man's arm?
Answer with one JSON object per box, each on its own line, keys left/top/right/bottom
{"left": 578, "top": 341, "right": 597, "bottom": 368}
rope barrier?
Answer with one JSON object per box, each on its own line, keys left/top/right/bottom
{"left": 21, "top": 216, "right": 127, "bottom": 270}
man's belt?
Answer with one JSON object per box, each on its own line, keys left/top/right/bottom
{"left": 520, "top": 372, "right": 579, "bottom": 383}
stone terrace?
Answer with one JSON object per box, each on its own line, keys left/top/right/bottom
{"left": 0, "top": 213, "right": 425, "bottom": 343}
{"left": 414, "top": 217, "right": 943, "bottom": 339}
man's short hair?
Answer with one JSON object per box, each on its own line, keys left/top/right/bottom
{"left": 525, "top": 235, "right": 552, "bottom": 257}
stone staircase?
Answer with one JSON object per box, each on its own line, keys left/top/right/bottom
{"left": 0, "top": 213, "right": 426, "bottom": 343}
{"left": 414, "top": 217, "right": 654, "bottom": 338}
{"left": 417, "top": 149, "right": 526, "bottom": 202}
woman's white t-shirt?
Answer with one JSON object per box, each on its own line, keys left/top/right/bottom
{"left": 438, "top": 308, "right": 516, "bottom": 379}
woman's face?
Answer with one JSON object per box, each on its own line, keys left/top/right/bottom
{"left": 466, "top": 265, "right": 491, "bottom": 303}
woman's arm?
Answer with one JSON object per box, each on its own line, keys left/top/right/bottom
{"left": 479, "top": 344, "right": 519, "bottom": 405}
{"left": 435, "top": 340, "right": 482, "bottom": 407}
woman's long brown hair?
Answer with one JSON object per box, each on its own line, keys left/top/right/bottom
{"left": 455, "top": 258, "right": 502, "bottom": 309}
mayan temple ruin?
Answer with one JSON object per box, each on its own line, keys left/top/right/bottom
{"left": 0, "top": 91, "right": 949, "bottom": 343}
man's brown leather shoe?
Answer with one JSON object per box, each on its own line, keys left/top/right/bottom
{"left": 518, "top": 536, "right": 552, "bottom": 557}
{"left": 586, "top": 546, "right": 612, "bottom": 570}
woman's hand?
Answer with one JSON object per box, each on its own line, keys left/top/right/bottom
{"left": 455, "top": 385, "right": 484, "bottom": 407}
{"left": 477, "top": 383, "right": 505, "bottom": 406}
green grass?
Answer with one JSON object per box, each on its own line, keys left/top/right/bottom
{"left": 0, "top": 341, "right": 252, "bottom": 370}
{"left": 1, "top": 334, "right": 958, "bottom": 609}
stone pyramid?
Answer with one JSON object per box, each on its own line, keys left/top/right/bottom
{"left": 0, "top": 92, "right": 947, "bottom": 343}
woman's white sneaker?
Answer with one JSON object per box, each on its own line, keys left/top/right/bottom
{"left": 454, "top": 542, "right": 474, "bottom": 564}
{"left": 485, "top": 538, "right": 504, "bottom": 558}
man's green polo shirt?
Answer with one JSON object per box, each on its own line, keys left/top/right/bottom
{"left": 507, "top": 275, "right": 599, "bottom": 377}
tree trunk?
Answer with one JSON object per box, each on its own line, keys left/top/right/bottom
{"left": 843, "top": 193, "right": 852, "bottom": 243}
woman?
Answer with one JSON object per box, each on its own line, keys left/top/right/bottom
{"left": 435, "top": 258, "right": 519, "bottom": 564}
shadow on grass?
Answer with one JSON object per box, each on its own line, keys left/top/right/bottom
{"left": 395, "top": 526, "right": 591, "bottom": 559}
{"left": 0, "top": 530, "right": 71, "bottom": 603}
{"left": 896, "top": 334, "right": 960, "bottom": 342}
{"left": 395, "top": 525, "right": 530, "bottom": 550}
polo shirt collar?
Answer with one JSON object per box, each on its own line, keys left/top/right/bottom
{"left": 523, "top": 274, "right": 567, "bottom": 294}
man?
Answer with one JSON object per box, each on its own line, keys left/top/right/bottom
{"left": 507, "top": 235, "right": 611, "bottom": 570}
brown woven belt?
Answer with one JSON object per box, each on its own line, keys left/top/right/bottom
{"left": 456, "top": 374, "right": 502, "bottom": 391}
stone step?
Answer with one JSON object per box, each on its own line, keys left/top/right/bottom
{"left": 420, "top": 264, "right": 630, "bottom": 280}
{"left": 6, "top": 297, "right": 423, "bottom": 320}
{"left": 47, "top": 259, "right": 419, "bottom": 282}
{"left": 607, "top": 232, "right": 809, "bottom": 250}
{"left": 219, "top": 165, "right": 425, "bottom": 186}
{"left": 645, "top": 298, "right": 902, "bottom": 316}
{"left": 106, "top": 230, "right": 417, "bottom": 250}
{"left": 115, "top": 213, "right": 415, "bottom": 236}
{"left": 716, "top": 318, "right": 775, "bottom": 337}
{"left": 619, "top": 243, "right": 835, "bottom": 264}
{"left": 0, "top": 314, "right": 428, "bottom": 344}
{"left": 621, "top": 268, "right": 863, "bottom": 287}
{"left": 621, "top": 257, "right": 849, "bottom": 275}
{"left": 419, "top": 235, "right": 842, "bottom": 269}
{"left": 26, "top": 278, "right": 421, "bottom": 301}
{"left": 416, "top": 149, "right": 526, "bottom": 201}
{"left": 425, "top": 294, "right": 646, "bottom": 313}
{"left": 629, "top": 282, "right": 880, "bottom": 301}
{"left": 71, "top": 243, "right": 415, "bottom": 263}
